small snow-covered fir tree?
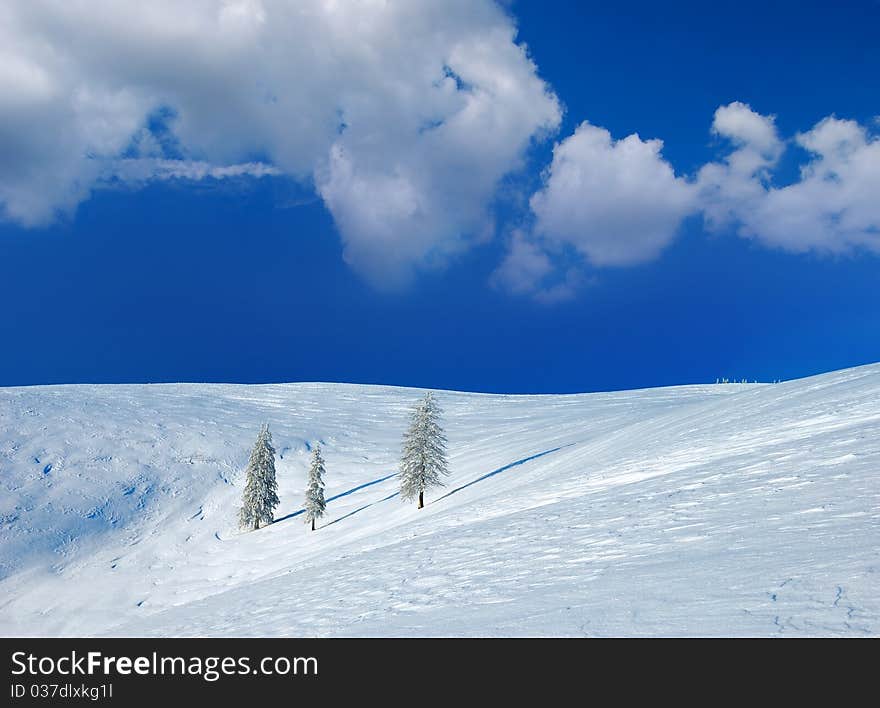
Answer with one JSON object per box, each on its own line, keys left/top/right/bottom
{"left": 304, "top": 444, "right": 327, "bottom": 531}
{"left": 238, "top": 424, "right": 279, "bottom": 530}
{"left": 399, "top": 392, "right": 449, "bottom": 509}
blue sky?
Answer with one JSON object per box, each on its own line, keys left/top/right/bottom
{"left": 1, "top": 0, "right": 878, "bottom": 392}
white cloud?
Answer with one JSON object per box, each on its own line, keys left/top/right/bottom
{"left": 514, "top": 102, "right": 880, "bottom": 304}
{"left": 696, "top": 101, "right": 783, "bottom": 233}
{"left": 712, "top": 101, "right": 783, "bottom": 158}
{"left": 529, "top": 122, "right": 697, "bottom": 267}
{"left": 5, "top": 1, "right": 876, "bottom": 299}
{"left": 745, "top": 118, "right": 880, "bottom": 252}
{"left": 491, "top": 230, "right": 553, "bottom": 294}
{"left": 490, "top": 230, "right": 582, "bottom": 303}
{"left": 0, "top": 0, "right": 560, "bottom": 285}
{"left": 698, "top": 104, "right": 880, "bottom": 253}
{"left": 108, "top": 159, "right": 280, "bottom": 183}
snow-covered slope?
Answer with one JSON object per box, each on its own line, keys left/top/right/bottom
{"left": 1, "top": 364, "right": 878, "bottom": 637}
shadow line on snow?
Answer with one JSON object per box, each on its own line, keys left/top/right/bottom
{"left": 324, "top": 491, "right": 400, "bottom": 528}
{"left": 434, "top": 443, "right": 574, "bottom": 503}
{"left": 274, "top": 472, "right": 398, "bottom": 524}
{"left": 275, "top": 444, "right": 573, "bottom": 530}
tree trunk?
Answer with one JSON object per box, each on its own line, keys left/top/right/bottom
{"left": 418, "top": 491, "right": 424, "bottom": 509}
{"left": 311, "top": 517, "right": 315, "bottom": 531}
{"left": 253, "top": 519, "right": 259, "bottom": 531}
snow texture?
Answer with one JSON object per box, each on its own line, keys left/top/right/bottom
{"left": 0, "top": 364, "right": 878, "bottom": 637}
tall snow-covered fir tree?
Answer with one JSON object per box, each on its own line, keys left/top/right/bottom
{"left": 304, "top": 444, "right": 327, "bottom": 531}
{"left": 399, "top": 392, "right": 449, "bottom": 509}
{"left": 238, "top": 424, "right": 279, "bottom": 531}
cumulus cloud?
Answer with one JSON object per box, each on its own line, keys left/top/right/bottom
{"left": 712, "top": 101, "right": 783, "bottom": 158}
{"left": 491, "top": 230, "right": 553, "bottom": 295}
{"left": 5, "top": 1, "right": 876, "bottom": 299}
{"left": 699, "top": 104, "right": 880, "bottom": 253}
{"left": 500, "top": 102, "right": 880, "bottom": 302}
{"left": 0, "top": 0, "right": 560, "bottom": 285}
{"left": 490, "top": 230, "right": 583, "bottom": 303}
{"left": 696, "top": 102, "right": 782, "bottom": 233}
{"left": 529, "top": 122, "right": 698, "bottom": 267}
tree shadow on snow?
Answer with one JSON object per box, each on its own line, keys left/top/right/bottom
{"left": 274, "top": 472, "right": 398, "bottom": 524}
{"left": 434, "top": 444, "right": 573, "bottom": 502}
{"left": 275, "top": 445, "right": 572, "bottom": 529}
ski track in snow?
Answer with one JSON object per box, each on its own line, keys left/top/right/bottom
{"left": 0, "top": 365, "right": 878, "bottom": 637}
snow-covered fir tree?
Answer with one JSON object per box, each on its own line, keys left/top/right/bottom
{"left": 399, "top": 392, "right": 449, "bottom": 508}
{"left": 304, "top": 444, "right": 327, "bottom": 531}
{"left": 238, "top": 424, "right": 279, "bottom": 530}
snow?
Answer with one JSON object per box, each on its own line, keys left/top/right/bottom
{"left": 0, "top": 364, "right": 878, "bottom": 637}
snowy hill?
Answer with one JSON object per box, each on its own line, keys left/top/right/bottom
{"left": 1, "top": 364, "right": 878, "bottom": 637}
